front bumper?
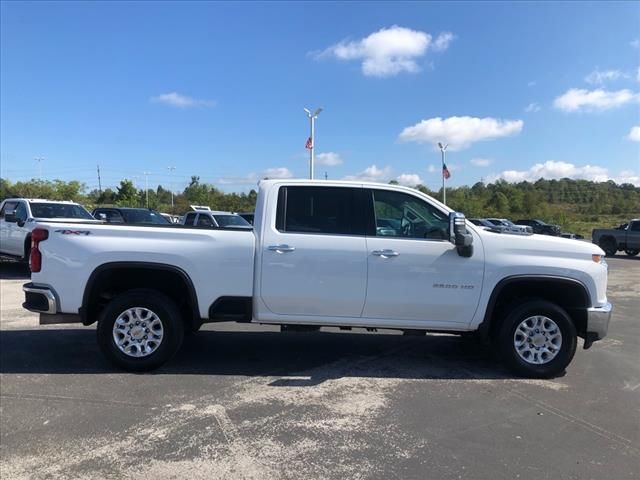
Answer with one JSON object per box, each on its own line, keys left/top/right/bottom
{"left": 586, "top": 302, "right": 612, "bottom": 341}
{"left": 23, "top": 283, "right": 57, "bottom": 314}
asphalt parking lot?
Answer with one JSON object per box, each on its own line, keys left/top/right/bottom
{"left": 0, "top": 257, "right": 638, "bottom": 479}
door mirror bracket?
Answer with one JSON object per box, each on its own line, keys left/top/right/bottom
{"left": 449, "top": 212, "right": 473, "bottom": 257}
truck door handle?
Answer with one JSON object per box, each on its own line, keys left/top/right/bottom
{"left": 372, "top": 249, "right": 400, "bottom": 258}
{"left": 268, "top": 244, "right": 296, "bottom": 253}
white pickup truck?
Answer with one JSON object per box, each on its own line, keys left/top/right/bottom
{"left": 0, "top": 198, "right": 96, "bottom": 261}
{"left": 21, "top": 180, "right": 612, "bottom": 378}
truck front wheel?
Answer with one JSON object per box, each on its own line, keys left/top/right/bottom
{"left": 97, "top": 289, "right": 184, "bottom": 372}
{"left": 496, "top": 300, "right": 577, "bottom": 378}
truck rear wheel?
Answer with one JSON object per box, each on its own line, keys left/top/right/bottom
{"left": 599, "top": 237, "right": 617, "bottom": 257}
{"left": 97, "top": 289, "right": 184, "bottom": 372}
{"left": 496, "top": 300, "right": 577, "bottom": 378}
{"left": 625, "top": 249, "right": 639, "bottom": 257}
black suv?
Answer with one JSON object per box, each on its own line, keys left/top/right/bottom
{"left": 92, "top": 207, "right": 170, "bottom": 225}
{"left": 515, "top": 219, "right": 561, "bottom": 236}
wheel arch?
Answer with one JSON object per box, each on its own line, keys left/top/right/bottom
{"left": 477, "top": 275, "right": 591, "bottom": 341}
{"left": 81, "top": 262, "right": 201, "bottom": 330}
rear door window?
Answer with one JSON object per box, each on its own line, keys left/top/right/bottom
{"left": 197, "top": 214, "right": 214, "bottom": 227}
{"left": 184, "top": 212, "right": 197, "bottom": 226}
{"left": 276, "top": 186, "right": 364, "bottom": 235}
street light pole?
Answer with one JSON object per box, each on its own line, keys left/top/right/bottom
{"left": 34, "top": 157, "right": 45, "bottom": 179}
{"left": 438, "top": 142, "right": 448, "bottom": 205}
{"left": 143, "top": 171, "right": 151, "bottom": 208}
{"left": 167, "top": 166, "right": 176, "bottom": 208}
{"left": 304, "top": 107, "right": 322, "bottom": 180}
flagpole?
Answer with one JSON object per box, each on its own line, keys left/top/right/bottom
{"left": 304, "top": 107, "right": 322, "bottom": 180}
{"left": 310, "top": 115, "right": 315, "bottom": 180}
{"left": 438, "top": 142, "right": 448, "bottom": 205}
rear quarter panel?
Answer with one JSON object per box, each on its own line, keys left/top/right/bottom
{"left": 32, "top": 223, "right": 255, "bottom": 318}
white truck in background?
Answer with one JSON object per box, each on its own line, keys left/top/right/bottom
{"left": 0, "top": 198, "right": 96, "bottom": 261}
{"left": 22, "top": 180, "right": 612, "bottom": 378}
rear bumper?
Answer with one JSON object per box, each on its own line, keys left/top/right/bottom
{"left": 586, "top": 302, "right": 612, "bottom": 340}
{"left": 22, "top": 283, "right": 57, "bottom": 314}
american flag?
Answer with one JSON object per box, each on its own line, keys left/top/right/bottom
{"left": 305, "top": 136, "right": 313, "bottom": 149}
{"left": 442, "top": 163, "right": 451, "bottom": 179}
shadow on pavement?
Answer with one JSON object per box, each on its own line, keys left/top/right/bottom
{"left": 0, "top": 261, "right": 31, "bottom": 280}
{"left": 0, "top": 328, "right": 517, "bottom": 381}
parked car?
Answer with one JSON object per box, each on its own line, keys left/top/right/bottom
{"left": 592, "top": 219, "right": 640, "bottom": 256}
{"left": 238, "top": 212, "right": 255, "bottom": 225}
{"left": 469, "top": 218, "right": 505, "bottom": 231}
{"left": 183, "top": 210, "right": 252, "bottom": 229}
{"left": 92, "top": 207, "right": 171, "bottom": 225}
{"left": 485, "top": 218, "right": 533, "bottom": 234}
{"left": 516, "top": 219, "right": 561, "bottom": 236}
{"left": 0, "top": 198, "right": 95, "bottom": 261}
{"left": 22, "top": 180, "right": 611, "bottom": 378}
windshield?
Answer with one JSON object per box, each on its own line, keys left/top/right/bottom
{"left": 121, "top": 209, "right": 170, "bottom": 224}
{"left": 214, "top": 215, "right": 251, "bottom": 227}
{"left": 30, "top": 202, "right": 94, "bottom": 219}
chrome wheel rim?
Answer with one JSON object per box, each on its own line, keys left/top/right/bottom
{"left": 513, "top": 315, "right": 562, "bottom": 365}
{"left": 112, "top": 307, "right": 164, "bottom": 358}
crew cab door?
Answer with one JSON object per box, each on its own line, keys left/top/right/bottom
{"left": 627, "top": 221, "right": 640, "bottom": 250}
{"left": 0, "top": 201, "right": 18, "bottom": 254}
{"left": 259, "top": 185, "right": 368, "bottom": 317}
{"left": 361, "top": 188, "right": 484, "bottom": 327}
{"left": 6, "top": 201, "right": 28, "bottom": 256}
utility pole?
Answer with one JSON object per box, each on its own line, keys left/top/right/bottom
{"left": 34, "top": 157, "right": 45, "bottom": 179}
{"left": 304, "top": 107, "right": 322, "bottom": 179}
{"left": 143, "top": 171, "right": 151, "bottom": 208}
{"left": 97, "top": 164, "right": 102, "bottom": 196}
{"left": 167, "top": 166, "right": 176, "bottom": 208}
{"left": 438, "top": 142, "right": 449, "bottom": 205}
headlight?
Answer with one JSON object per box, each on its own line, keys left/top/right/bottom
{"left": 592, "top": 254, "right": 607, "bottom": 266}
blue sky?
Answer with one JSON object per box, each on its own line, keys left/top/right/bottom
{"left": 1, "top": 1, "right": 639, "bottom": 192}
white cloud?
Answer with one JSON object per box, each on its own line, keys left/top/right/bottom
{"left": 432, "top": 32, "right": 456, "bottom": 52}
{"left": 262, "top": 167, "right": 293, "bottom": 179}
{"left": 427, "top": 164, "right": 437, "bottom": 173}
{"left": 218, "top": 167, "right": 294, "bottom": 185}
{"left": 487, "top": 160, "right": 614, "bottom": 184}
{"left": 316, "top": 26, "right": 454, "bottom": 77}
{"left": 399, "top": 116, "right": 523, "bottom": 151}
{"left": 470, "top": 158, "right": 492, "bottom": 167}
{"left": 585, "top": 69, "right": 628, "bottom": 85}
{"left": 315, "top": 152, "right": 343, "bottom": 166}
{"left": 150, "top": 92, "right": 216, "bottom": 108}
{"left": 627, "top": 126, "right": 640, "bottom": 142}
{"left": 616, "top": 170, "right": 640, "bottom": 185}
{"left": 343, "top": 164, "right": 392, "bottom": 182}
{"left": 553, "top": 88, "right": 638, "bottom": 112}
{"left": 396, "top": 173, "right": 424, "bottom": 186}
{"left": 524, "top": 102, "right": 541, "bottom": 113}
{"left": 630, "top": 39, "right": 640, "bottom": 48}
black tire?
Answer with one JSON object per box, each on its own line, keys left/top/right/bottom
{"left": 625, "top": 249, "right": 639, "bottom": 257}
{"left": 97, "top": 289, "right": 184, "bottom": 372}
{"left": 599, "top": 237, "right": 617, "bottom": 257}
{"left": 496, "top": 300, "right": 577, "bottom": 379}
{"left": 21, "top": 237, "right": 31, "bottom": 265}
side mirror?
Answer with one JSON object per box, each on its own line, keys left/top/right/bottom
{"left": 96, "top": 213, "right": 108, "bottom": 222}
{"left": 449, "top": 212, "right": 473, "bottom": 257}
{"left": 4, "top": 211, "right": 17, "bottom": 223}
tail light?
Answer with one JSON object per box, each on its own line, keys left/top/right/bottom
{"left": 30, "top": 228, "right": 49, "bottom": 273}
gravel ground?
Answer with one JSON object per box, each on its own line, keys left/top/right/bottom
{"left": 0, "top": 256, "right": 638, "bottom": 479}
